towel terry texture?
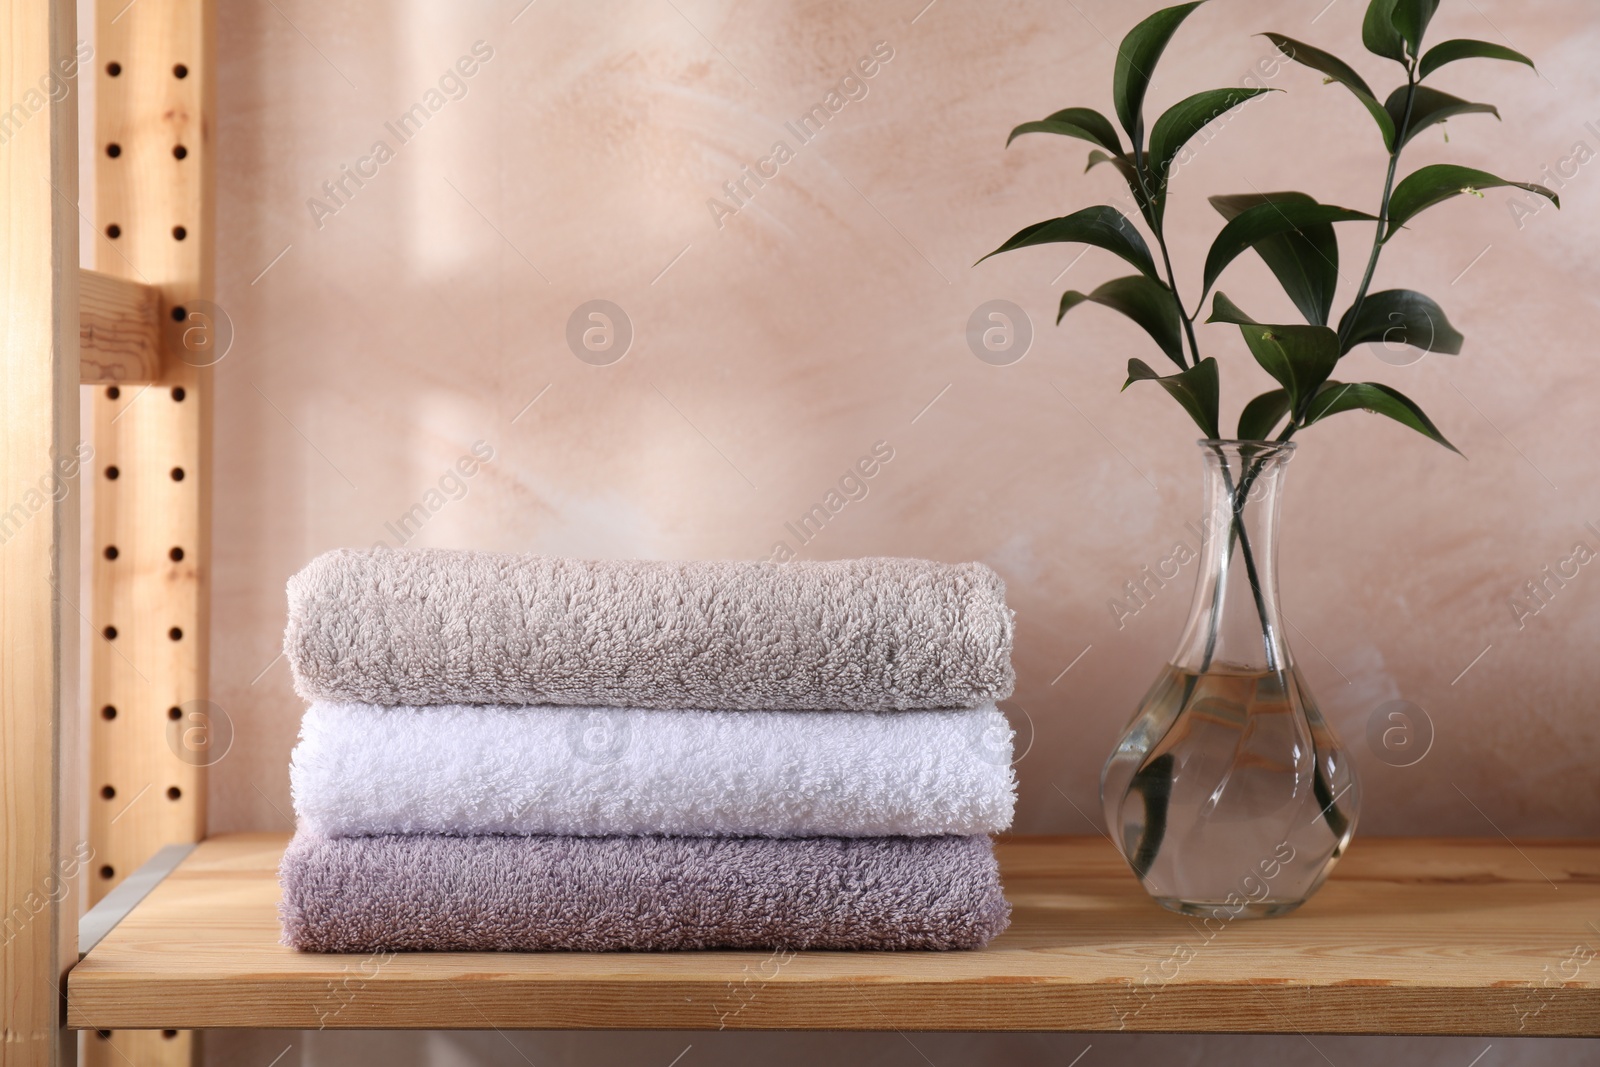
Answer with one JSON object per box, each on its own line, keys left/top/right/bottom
{"left": 284, "top": 549, "right": 1015, "bottom": 711}
{"left": 279, "top": 831, "right": 1010, "bottom": 952}
{"left": 290, "top": 702, "right": 1017, "bottom": 838}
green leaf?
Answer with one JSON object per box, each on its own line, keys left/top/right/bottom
{"left": 1419, "top": 38, "right": 1536, "bottom": 80}
{"left": 1386, "top": 85, "right": 1499, "bottom": 149}
{"left": 1201, "top": 198, "right": 1375, "bottom": 306}
{"left": 1389, "top": 0, "right": 1440, "bottom": 57}
{"left": 1086, "top": 148, "right": 1135, "bottom": 177}
{"left": 978, "top": 205, "right": 1162, "bottom": 281}
{"left": 1124, "top": 356, "right": 1221, "bottom": 439}
{"left": 1304, "top": 380, "right": 1459, "bottom": 452}
{"left": 1209, "top": 194, "right": 1338, "bottom": 327}
{"left": 1008, "top": 107, "right": 1124, "bottom": 153}
{"left": 1233, "top": 321, "right": 1342, "bottom": 418}
{"left": 1206, "top": 291, "right": 1258, "bottom": 325}
{"left": 1147, "top": 86, "right": 1278, "bottom": 181}
{"left": 1262, "top": 33, "right": 1396, "bottom": 149}
{"left": 1084, "top": 151, "right": 1154, "bottom": 224}
{"left": 1261, "top": 32, "right": 1378, "bottom": 98}
{"left": 1112, "top": 2, "right": 1207, "bottom": 143}
{"left": 1337, "top": 289, "right": 1464, "bottom": 355}
{"left": 1362, "top": 0, "right": 1409, "bottom": 64}
{"left": 1238, "top": 388, "right": 1292, "bottom": 440}
{"left": 1212, "top": 288, "right": 1340, "bottom": 421}
{"left": 1385, "top": 164, "right": 1559, "bottom": 239}
{"left": 1058, "top": 275, "right": 1186, "bottom": 370}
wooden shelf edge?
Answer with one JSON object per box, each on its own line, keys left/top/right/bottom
{"left": 79, "top": 267, "right": 162, "bottom": 383}
{"left": 66, "top": 833, "right": 1600, "bottom": 1036}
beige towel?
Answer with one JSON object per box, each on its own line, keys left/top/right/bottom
{"left": 284, "top": 549, "right": 1015, "bottom": 710}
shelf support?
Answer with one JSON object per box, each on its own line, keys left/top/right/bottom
{"left": 79, "top": 269, "right": 161, "bottom": 384}
{"left": 1, "top": 1, "right": 82, "bottom": 1064}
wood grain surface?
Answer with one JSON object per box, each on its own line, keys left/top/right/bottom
{"left": 1, "top": 1, "right": 80, "bottom": 1063}
{"left": 66, "top": 834, "right": 1600, "bottom": 1035}
{"left": 78, "top": 269, "right": 160, "bottom": 383}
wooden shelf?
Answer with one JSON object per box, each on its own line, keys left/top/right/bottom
{"left": 67, "top": 833, "right": 1600, "bottom": 1034}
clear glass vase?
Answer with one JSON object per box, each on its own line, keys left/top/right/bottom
{"left": 1100, "top": 440, "right": 1360, "bottom": 918}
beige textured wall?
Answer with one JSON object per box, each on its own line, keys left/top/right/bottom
{"left": 150, "top": 0, "right": 1600, "bottom": 1061}
{"left": 210, "top": 0, "right": 1600, "bottom": 838}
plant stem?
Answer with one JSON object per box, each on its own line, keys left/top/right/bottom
{"left": 1159, "top": 235, "right": 1203, "bottom": 369}
{"left": 1228, "top": 66, "right": 1423, "bottom": 509}
{"left": 1233, "top": 492, "right": 1277, "bottom": 667}
{"left": 1198, "top": 452, "right": 1280, "bottom": 674}
{"left": 1334, "top": 62, "right": 1420, "bottom": 359}
{"left": 1226, "top": 72, "right": 1421, "bottom": 561}
{"left": 1130, "top": 140, "right": 1200, "bottom": 369}
{"left": 1128, "top": 140, "right": 1272, "bottom": 680}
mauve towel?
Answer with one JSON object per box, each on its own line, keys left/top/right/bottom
{"left": 280, "top": 832, "right": 1011, "bottom": 952}
{"left": 290, "top": 702, "right": 1016, "bottom": 838}
{"left": 284, "top": 549, "right": 1015, "bottom": 710}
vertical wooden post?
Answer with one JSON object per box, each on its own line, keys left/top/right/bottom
{"left": 1, "top": 1, "right": 81, "bottom": 1063}
{"left": 86, "top": 0, "right": 211, "bottom": 1063}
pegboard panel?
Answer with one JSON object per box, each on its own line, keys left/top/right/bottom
{"left": 87, "top": 0, "right": 212, "bottom": 1063}
{"left": 84, "top": 1030, "right": 200, "bottom": 1066}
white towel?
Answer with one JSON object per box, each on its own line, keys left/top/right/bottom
{"left": 290, "top": 702, "right": 1017, "bottom": 838}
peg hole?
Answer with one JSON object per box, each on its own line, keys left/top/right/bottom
{"left": 105, "top": 143, "right": 121, "bottom": 158}
{"left": 170, "top": 546, "right": 185, "bottom": 562}
{"left": 101, "top": 705, "right": 117, "bottom": 720}
{"left": 101, "top": 785, "right": 116, "bottom": 800}
{"left": 102, "top": 625, "right": 117, "bottom": 640}
{"left": 168, "top": 626, "right": 183, "bottom": 641}
{"left": 104, "top": 545, "right": 118, "bottom": 560}
{"left": 170, "top": 466, "right": 185, "bottom": 481}
{"left": 105, "top": 223, "right": 121, "bottom": 239}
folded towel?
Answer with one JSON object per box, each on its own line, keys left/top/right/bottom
{"left": 280, "top": 831, "right": 1010, "bottom": 951}
{"left": 284, "top": 549, "right": 1014, "bottom": 710}
{"left": 291, "top": 701, "right": 1016, "bottom": 838}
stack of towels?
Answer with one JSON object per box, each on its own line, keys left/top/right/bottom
{"left": 278, "top": 549, "right": 1018, "bottom": 952}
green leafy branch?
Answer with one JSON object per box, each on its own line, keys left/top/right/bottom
{"left": 978, "top": 0, "right": 1558, "bottom": 451}
{"left": 976, "top": 1, "right": 1559, "bottom": 857}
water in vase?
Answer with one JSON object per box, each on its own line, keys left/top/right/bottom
{"left": 1102, "top": 661, "right": 1358, "bottom": 917}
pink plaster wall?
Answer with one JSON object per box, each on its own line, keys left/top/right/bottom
{"left": 127, "top": 0, "right": 1600, "bottom": 1060}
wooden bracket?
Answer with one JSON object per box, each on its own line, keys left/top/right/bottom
{"left": 79, "top": 269, "right": 161, "bottom": 384}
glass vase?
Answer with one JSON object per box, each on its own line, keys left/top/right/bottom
{"left": 1100, "top": 440, "right": 1360, "bottom": 918}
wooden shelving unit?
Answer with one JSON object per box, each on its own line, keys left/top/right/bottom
{"left": 3, "top": 0, "right": 1596, "bottom": 1055}
{"left": 67, "top": 833, "right": 1600, "bottom": 1035}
